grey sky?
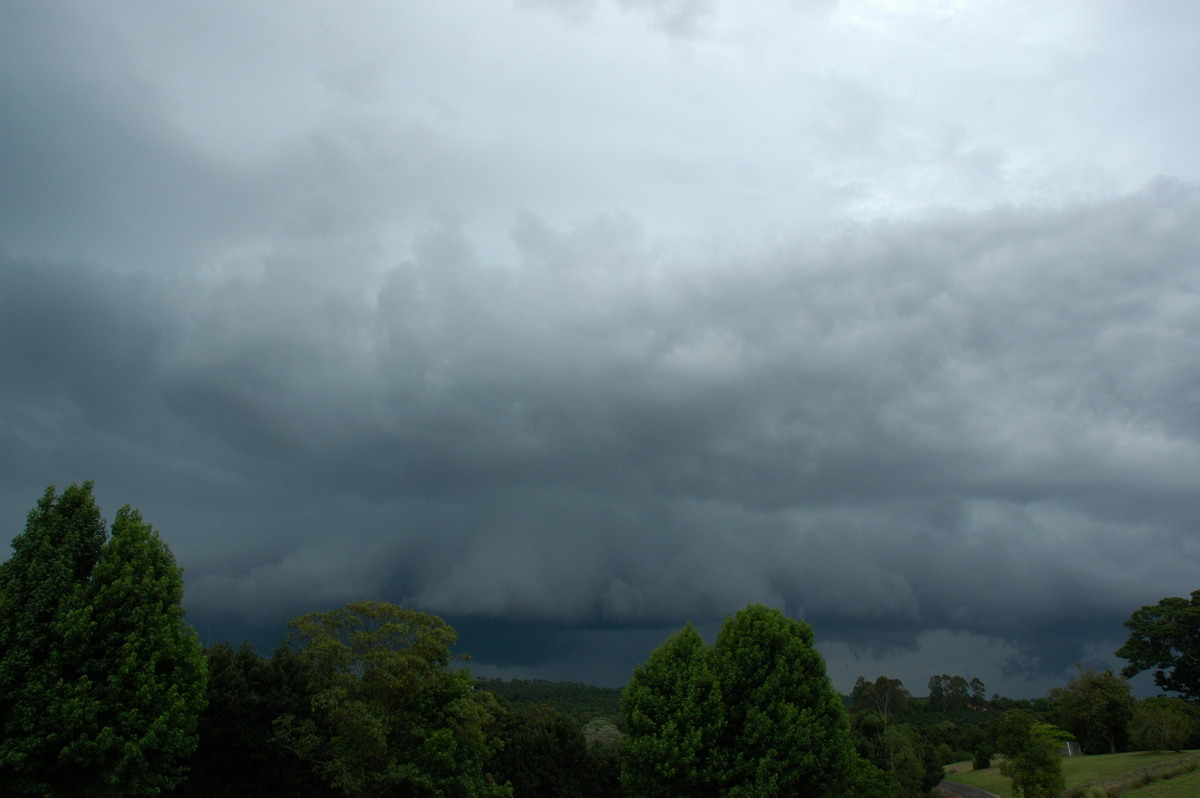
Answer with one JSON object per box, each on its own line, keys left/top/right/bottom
{"left": 3, "top": 0, "right": 1199, "bottom": 695}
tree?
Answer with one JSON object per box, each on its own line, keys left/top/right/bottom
{"left": 945, "top": 675, "right": 971, "bottom": 712}
{"left": 851, "top": 675, "right": 911, "bottom": 729}
{"left": 622, "top": 604, "right": 856, "bottom": 798}
{"left": 969, "top": 677, "right": 987, "bottom": 710}
{"left": 274, "top": 600, "right": 510, "bottom": 798}
{"left": 995, "top": 710, "right": 1072, "bottom": 798}
{"left": 0, "top": 484, "right": 206, "bottom": 796}
{"left": 0, "top": 483, "right": 107, "bottom": 793}
{"left": 1048, "top": 666, "right": 1134, "bottom": 754}
{"left": 850, "top": 712, "right": 941, "bottom": 798}
{"left": 173, "top": 643, "right": 331, "bottom": 797}
{"left": 1127, "top": 697, "right": 1200, "bottom": 752}
{"left": 928, "top": 675, "right": 946, "bottom": 712}
{"left": 1117, "top": 590, "right": 1200, "bottom": 701}
{"left": 489, "top": 704, "right": 593, "bottom": 798}
{"left": 620, "top": 622, "right": 721, "bottom": 798}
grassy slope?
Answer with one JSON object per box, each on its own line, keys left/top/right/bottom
{"left": 1129, "top": 769, "right": 1200, "bottom": 797}
{"left": 948, "top": 751, "right": 1200, "bottom": 797}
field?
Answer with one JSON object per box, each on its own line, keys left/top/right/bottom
{"left": 948, "top": 751, "right": 1200, "bottom": 797}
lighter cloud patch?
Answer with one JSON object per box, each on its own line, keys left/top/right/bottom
{"left": 834, "top": 0, "right": 975, "bottom": 31}
{"left": 188, "top": 541, "right": 392, "bottom": 623}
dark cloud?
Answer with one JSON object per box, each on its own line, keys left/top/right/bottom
{"left": 4, "top": 182, "right": 1200, "bottom": 691}
{"left": 3, "top": 1, "right": 1200, "bottom": 695}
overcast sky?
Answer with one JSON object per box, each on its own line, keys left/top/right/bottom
{"left": 3, "top": 0, "right": 1200, "bottom": 696}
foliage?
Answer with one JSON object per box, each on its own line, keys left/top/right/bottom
{"left": 620, "top": 622, "right": 720, "bottom": 797}
{"left": 928, "top": 674, "right": 977, "bottom": 712}
{"left": 996, "top": 710, "right": 1073, "bottom": 798}
{"left": 973, "top": 749, "right": 992, "bottom": 770}
{"left": 172, "top": 643, "right": 332, "bottom": 797}
{"left": 1050, "top": 666, "right": 1135, "bottom": 754}
{"left": 490, "top": 704, "right": 594, "bottom": 797}
{"left": 851, "top": 710, "right": 943, "bottom": 797}
{"left": 1117, "top": 590, "right": 1200, "bottom": 701}
{"left": 0, "top": 483, "right": 206, "bottom": 796}
{"left": 584, "top": 738, "right": 625, "bottom": 798}
{"left": 274, "top": 600, "right": 510, "bottom": 798}
{"left": 622, "top": 604, "right": 856, "bottom": 798}
{"left": 476, "top": 678, "right": 623, "bottom": 728}
{"left": 841, "top": 756, "right": 902, "bottom": 798}
{"left": 851, "top": 675, "right": 911, "bottom": 728}
{"left": 1128, "top": 697, "right": 1200, "bottom": 752}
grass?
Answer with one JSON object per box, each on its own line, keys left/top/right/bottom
{"left": 1128, "top": 768, "right": 1200, "bottom": 796}
{"left": 947, "top": 750, "right": 1200, "bottom": 797}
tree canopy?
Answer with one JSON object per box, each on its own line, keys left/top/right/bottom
{"left": 622, "top": 604, "right": 855, "bottom": 798}
{"left": 851, "top": 675, "right": 911, "bottom": 728}
{"left": 1048, "top": 666, "right": 1134, "bottom": 754}
{"left": 995, "top": 710, "right": 1072, "bottom": 798}
{"left": 1117, "top": 589, "right": 1200, "bottom": 701}
{"left": 0, "top": 483, "right": 206, "bottom": 796}
{"left": 274, "top": 600, "right": 511, "bottom": 798}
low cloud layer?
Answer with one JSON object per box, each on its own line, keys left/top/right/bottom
{"left": 3, "top": 1, "right": 1199, "bottom": 694}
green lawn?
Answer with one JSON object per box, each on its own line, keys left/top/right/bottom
{"left": 948, "top": 751, "right": 1200, "bottom": 797}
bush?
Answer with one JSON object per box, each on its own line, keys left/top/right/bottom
{"left": 972, "top": 749, "right": 991, "bottom": 770}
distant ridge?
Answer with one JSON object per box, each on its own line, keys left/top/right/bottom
{"left": 476, "top": 678, "right": 623, "bottom": 726}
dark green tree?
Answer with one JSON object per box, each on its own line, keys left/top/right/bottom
{"left": 0, "top": 483, "right": 107, "bottom": 793}
{"left": 850, "top": 712, "right": 941, "bottom": 798}
{"left": 1127, "top": 697, "right": 1200, "bottom": 752}
{"left": 274, "top": 600, "right": 510, "bottom": 798}
{"left": 995, "top": 710, "right": 1071, "bottom": 798}
{"left": 969, "top": 677, "right": 987, "bottom": 710}
{"left": 1048, "top": 666, "right": 1134, "bottom": 754}
{"left": 622, "top": 605, "right": 856, "bottom": 798}
{"left": 944, "top": 675, "right": 971, "bottom": 712}
{"left": 851, "top": 675, "right": 910, "bottom": 729}
{"left": 489, "top": 704, "right": 593, "bottom": 798}
{"left": 0, "top": 484, "right": 206, "bottom": 796}
{"left": 1117, "top": 590, "right": 1200, "bottom": 701}
{"left": 927, "top": 675, "right": 946, "bottom": 712}
{"left": 620, "top": 622, "right": 721, "bottom": 798}
{"left": 708, "top": 605, "right": 855, "bottom": 797}
{"left": 172, "top": 643, "right": 331, "bottom": 797}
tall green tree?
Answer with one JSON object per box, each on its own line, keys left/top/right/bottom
{"left": 274, "top": 601, "right": 510, "bottom": 798}
{"left": 1048, "top": 666, "right": 1134, "bottom": 754}
{"left": 969, "top": 677, "right": 987, "bottom": 710}
{"left": 0, "top": 483, "right": 108, "bottom": 793}
{"left": 622, "top": 604, "right": 856, "bottom": 798}
{"left": 708, "top": 605, "right": 855, "bottom": 797}
{"left": 1116, "top": 590, "right": 1200, "bottom": 701}
{"left": 621, "top": 622, "right": 722, "bottom": 798}
{"left": 851, "top": 675, "right": 910, "bottom": 729}
{"left": 0, "top": 484, "right": 207, "bottom": 796}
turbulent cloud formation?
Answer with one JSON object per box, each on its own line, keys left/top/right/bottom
{"left": 2, "top": 0, "right": 1199, "bottom": 694}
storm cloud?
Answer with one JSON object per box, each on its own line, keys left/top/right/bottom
{"left": 3, "top": 0, "right": 1199, "bottom": 695}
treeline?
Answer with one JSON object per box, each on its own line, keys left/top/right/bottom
{"left": 5, "top": 483, "right": 1200, "bottom": 797}
{"left": 475, "top": 678, "right": 623, "bottom": 728}
{"left": 175, "top": 635, "right": 625, "bottom": 797}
